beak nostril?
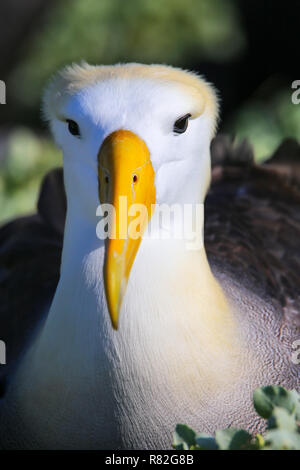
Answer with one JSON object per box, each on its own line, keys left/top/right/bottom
{"left": 105, "top": 176, "right": 110, "bottom": 184}
{"left": 132, "top": 174, "right": 138, "bottom": 183}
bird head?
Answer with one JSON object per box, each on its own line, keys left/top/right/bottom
{"left": 43, "top": 62, "right": 218, "bottom": 328}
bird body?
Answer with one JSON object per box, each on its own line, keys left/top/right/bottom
{"left": 0, "top": 63, "right": 299, "bottom": 449}
{"left": 0, "top": 233, "right": 269, "bottom": 449}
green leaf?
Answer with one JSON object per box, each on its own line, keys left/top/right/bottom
{"left": 267, "top": 407, "right": 297, "bottom": 432}
{"left": 173, "top": 387, "right": 300, "bottom": 451}
{"left": 253, "top": 386, "right": 300, "bottom": 419}
{"left": 264, "top": 429, "right": 300, "bottom": 450}
{"left": 195, "top": 433, "right": 218, "bottom": 450}
{"left": 254, "top": 433, "right": 265, "bottom": 449}
{"left": 215, "top": 428, "right": 252, "bottom": 450}
{"left": 173, "top": 424, "right": 197, "bottom": 450}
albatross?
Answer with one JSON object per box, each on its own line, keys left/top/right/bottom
{"left": 0, "top": 63, "right": 299, "bottom": 449}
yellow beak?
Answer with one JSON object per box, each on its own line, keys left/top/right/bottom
{"left": 98, "top": 130, "right": 155, "bottom": 329}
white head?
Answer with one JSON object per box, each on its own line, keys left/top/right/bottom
{"left": 43, "top": 62, "right": 219, "bottom": 327}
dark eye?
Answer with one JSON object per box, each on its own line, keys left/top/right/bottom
{"left": 173, "top": 113, "right": 191, "bottom": 134}
{"left": 66, "top": 119, "right": 80, "bottom": 137}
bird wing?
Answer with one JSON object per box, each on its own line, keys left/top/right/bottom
{"left": 0, "top": 169, "right": 66, "bottom": 393}
{"left": 205, "top": 135, "right": 300, "bottom": 333}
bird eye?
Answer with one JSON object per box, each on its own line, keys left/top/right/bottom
{"left": 173, "top": 113, "right": 191, "bottom": 134}
{"left": 66, "top": 119, "right": 80, "bottom": 137}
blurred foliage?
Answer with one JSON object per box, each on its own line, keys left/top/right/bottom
{"left": 0, "top": 129, "right": 61, "bottom": 221}
{"left": 229, "top": 88, "right": 300, "bottom": 161}
{"left": 173, "top": 386, "right": 300, "bottom": 450}
{"left": 10, "top": 0, "right": 244, "bottom": 112}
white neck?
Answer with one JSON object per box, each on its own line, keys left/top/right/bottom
{"left": 10, "top": 208, "right": 245, "bottom": 449}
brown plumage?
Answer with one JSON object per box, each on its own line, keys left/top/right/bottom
{"left": 207, "top": 136, "right": 300, "bottom": 335}
{"left": 0, "top": 169, "right": 65, "bottom": 390}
